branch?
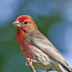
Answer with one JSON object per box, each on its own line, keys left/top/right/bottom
{"left": 29, "top": 65, "right": 36, "bottom": 72}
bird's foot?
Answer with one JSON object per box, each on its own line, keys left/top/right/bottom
{"left": 25, "top": 58, "right": 37, "bottom": 72}
{"left": 25, "top": 58, "right": 37, "bottom": 66}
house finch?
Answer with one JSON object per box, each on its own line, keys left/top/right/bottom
{"left": 13, "top": 15, "right": 72, "bottom": 72}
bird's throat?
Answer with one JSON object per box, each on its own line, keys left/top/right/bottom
{"left": 16, "top": 28, "right": 26, "bottom": 43}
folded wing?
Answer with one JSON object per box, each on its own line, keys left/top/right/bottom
{"left": 26, "top": 31, "right": 71, "bottom": 71}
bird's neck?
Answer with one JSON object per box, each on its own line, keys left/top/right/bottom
{"left": 16, "top": 28, "right": 25, "bottom": 43}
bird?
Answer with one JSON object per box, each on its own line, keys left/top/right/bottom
{"left": 13, "top": 15, "right": 72, "bottom": 72}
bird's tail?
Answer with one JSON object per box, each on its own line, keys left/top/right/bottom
{"left": 59, "top": 64, "right": 72, "bottom": 72}
{"left": 68, "top": 68, "right": 72, "bottom": 72}
{"left": 69, "top": 68, "right": 72, "bottom": 72}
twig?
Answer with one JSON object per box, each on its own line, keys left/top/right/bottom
{"left": 29, "top": 65, "right": 36, "bottom": 72}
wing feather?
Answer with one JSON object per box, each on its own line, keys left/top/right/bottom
{"left": 26, "top": 30, "right": 70, "bottom": 70}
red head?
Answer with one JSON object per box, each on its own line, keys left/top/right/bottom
{"left": 13, "top": 15, "right": 38, "bottom": 33}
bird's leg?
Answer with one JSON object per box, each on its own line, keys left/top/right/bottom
{"left": 25, "top": 58, "right": 37, "bottom": 72}
{"left": 25, "top": 58, "right": 37, "bottom": 66}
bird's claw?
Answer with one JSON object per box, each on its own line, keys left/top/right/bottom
{"left": 25, "top": 58, "right": 37, "bottom": 67}
{"left": 25, "top": 58, "right": 32, "bottom": 67}
{"left": 25, "top": 58, "right": 36, "bottom": 72}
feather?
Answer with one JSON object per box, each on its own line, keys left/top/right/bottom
{"left": 26, "top": 30, "right": 71, "bottom": 71}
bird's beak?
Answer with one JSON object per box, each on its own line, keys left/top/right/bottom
{"left": 12, "top": 20, "right": 21, "bottom": 27}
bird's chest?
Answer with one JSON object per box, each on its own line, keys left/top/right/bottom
{"left": 16, "top": 28, "right": 34, "bottom": 59}
{"left": 16, "top": 36, "right": 35, "bottom": 59}
{"left": 22, "top": 42, "right": 34, "bottom": 59}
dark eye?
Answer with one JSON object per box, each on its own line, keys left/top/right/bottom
{"left": 24, "top": 21, "right": 27, "bottom": 24}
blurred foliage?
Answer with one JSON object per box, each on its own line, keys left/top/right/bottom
{"left": 36, "top": 15, "right": 62, "bottom": 37}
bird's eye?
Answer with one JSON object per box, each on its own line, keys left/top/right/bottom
{"left": 24, "top": 21, "right": 27, "bottom": 24}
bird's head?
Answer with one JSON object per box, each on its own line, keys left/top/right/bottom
{"left": 13, "top": 15, "right": 38, "bottom": 33}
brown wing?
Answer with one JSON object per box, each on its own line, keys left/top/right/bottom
{"left": 26, "top": 30, "right": 71, "bottom": 70}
